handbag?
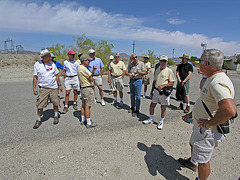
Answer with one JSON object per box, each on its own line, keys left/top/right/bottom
{"left": 201, "top": 100, "right": 237, "bottom": 135}
{"left": 155, "top": 86, "right": 173, "bottom": 96}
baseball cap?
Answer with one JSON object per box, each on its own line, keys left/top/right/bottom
{"left": 159, "top": 55, "right": 168, "bottom": 61}
{"left": 88, "top": 49, "right": 95, "bottom": 54}
{"left": 110, "top": 55, "right": 114, "bottom": 60}
{"left": 179, "top": 53, "right": 190, "bottom": 60}
{"left": 50, "top": 53, "right": 56, "bottom": 58}
{"left": 80, "top": 55, "right": 89, "bottom": 62}
{"left": 67, "top": 50, "right": 76, "bottom": 55}
{"left": 40, "top": 49, "right": 51, "bottom": 57}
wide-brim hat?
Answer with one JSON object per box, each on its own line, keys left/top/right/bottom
{"left": 143, "top": 55, "right": 149, "bottom": 59}
{"left": 110, "top": 55, "right": 114, "bottom": 60}
{"left": 179, "top": 53, "right": 190, "bottom": 60}
{"left": 40, "top": 49, "right": 51, "bottom": 57}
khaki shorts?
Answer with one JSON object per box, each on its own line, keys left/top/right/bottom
{"left": 151, "top": 89, "right": 170, "bottom": 106}
{"left": 91, "top": 75, "right": 102, "bottom": 86}
{"left": 111, "top": 76, "right": 124, "bottom": 92}
{"left": 36, "top": 88, "right": 59, "bottom": 109}
{"left": 81, "top": 87, "right": 95, "bottom": 107}
{"left": 64, "top": 76, "right": 79, "bottom": 90}
{"left": 190, "top": 124, "right": 224, "bottom": 163}
{"left": 142, "top": 75, "right": 150, "bottom": 85}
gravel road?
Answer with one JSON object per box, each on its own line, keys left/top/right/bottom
{"left": 0, "top": 67, "right": 239, "bottom": 180}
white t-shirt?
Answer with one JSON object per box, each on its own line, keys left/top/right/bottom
{"left": 33, "top": 61, "right": 59, "bottom": 89}
{"left": 192, "top": 72, "right": 234, "bottom": 130}
{"left": 64, "top": 60, "right": 80, "bottom": 76}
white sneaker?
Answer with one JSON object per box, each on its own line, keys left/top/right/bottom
{"left": 95, "top": 99, "right": 97, "bottom": 104}
{"left": 157, "top": 121, "right": 163, "bottom": 130}
{"left": 142, "top": 118, "right": 154, "bottom": 124}
{"left": 111, "top": 100, "right": 117, "bottom": 105}
{"left": 101, "top": 99, "right": 105, "bottom": 106}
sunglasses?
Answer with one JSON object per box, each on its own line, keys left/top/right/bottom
{"left": 133, "top": 56, "right": 138, "bottom": 59}
{"left": 160, "top": 60, "right": 167, "bottom": 62}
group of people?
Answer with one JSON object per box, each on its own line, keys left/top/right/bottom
{"left": 32, "top": 48, "right": 236, "bottom": 180}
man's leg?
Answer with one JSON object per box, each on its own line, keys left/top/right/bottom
{"left": 53, "top": 105, "right": 59, "bottom": 124}
{"left": 142, "top": 102, "right": 156, "bottom": 124}
{"left": 161, "top": 105, "right": 167, "bottom": 118}
{"left": 73, "top": 89, "right": 78, "bottom": 103}
{"left": 64, "top": 90, "right": 71, "bottom": 106}
{"left": 129, "top": 81, "right": 135, "bottom": 111}
{"left": 33, "top": 108, "right": 43, "bottom": 129}
{"left": 98, "top": 85, "right": 105, "bottom": 106}
{"left": 198, "top": 162, "right": 210, "bottom": 180}
{"left": 135, "top": 79, "right": 143, "bottom": 112}
{"left": 73, "top": 89, "right": 78, "bottom": 110}
{"left": 62, "top": 90, "right": 70, "bottom": 113}
{"left": 97, "top": 85, "right": 104, "bottom": 99}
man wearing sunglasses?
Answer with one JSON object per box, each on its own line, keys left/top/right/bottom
{"left": 176, "top": 53, "right": 193, "bottom": 113}
{"left": 142, "top": 55, "right": 175, "bottom": 130}
{"left": 126, "top": 53, "right": 147, "bottom": 117}
{"left": 33, "top": 49, "right": 63, "bottom": 129}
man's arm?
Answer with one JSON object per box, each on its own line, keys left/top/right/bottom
{"left": 89, "top": 65, "right": 97, "bottom": 82}
{"left": 55, "top": 74, "right": 63, "bottom": 92}
{"left": 149, "top": 80, "right": 156, "bottom": 99}
{"left": 176, "top": 71, "right": 181, "bottom": 82}
{"left": 182, "top": 71, "right": 192, "bottom": 85}
{"left": 198, "top": 98, "right": 237, "bottom": 129}
{"left": 100, "top": 68, "right": 104, "bottom": 77}
{"left": 108, "top": 69, "right": 111, "bottom": 83}
{"left": 122, "top": 70, "right": 125, "bottom": 79}
{"left": 33, "top": 75, "right": 38, "bottom": 95}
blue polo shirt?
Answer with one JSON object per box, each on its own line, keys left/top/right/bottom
{"left": 87, "top": 57, "right": 104, "bottom": 75}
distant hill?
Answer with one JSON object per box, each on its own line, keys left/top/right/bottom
{"left": 0, "top": 50, "right": 38, "bottom": 55}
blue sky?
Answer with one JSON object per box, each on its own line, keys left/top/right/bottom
{"left": 0, "top": 0, "right": 239, "bottom": 58}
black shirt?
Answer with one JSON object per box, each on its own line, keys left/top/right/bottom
{"left": 176, "top": 63, "right": 193, "bottom": 80}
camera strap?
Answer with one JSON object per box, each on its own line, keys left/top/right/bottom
{"left": 201, "top": 100, "right": 225, "bottom": 136}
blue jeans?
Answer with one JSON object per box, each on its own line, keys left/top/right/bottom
{"left": 130, "top": 79, "right": 142, "bottom": 111}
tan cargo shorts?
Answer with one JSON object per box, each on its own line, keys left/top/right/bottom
{"left": 36, "top": 88, "right": 59, "bottom": 109}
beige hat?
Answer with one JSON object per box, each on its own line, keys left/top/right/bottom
{"left": 179, "top": 53, "right": 190, "bottom": 60}
{"left": 143, "top": 55, "right": 149, "bottom": 59}
{"left": 88, "top": 49, "right": 95, "bottom": 54}
{"left": 40, "top": 49, "right": 51, "bottom": 57}
{"left": 159, "top": 55, "right": 168, "bottom": 61}
{"left": 50, "top": 53, "right": 56, "bottom": 58}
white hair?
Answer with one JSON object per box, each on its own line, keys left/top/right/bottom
{"left": 202, "top": 49, "right": 224, "bottom": 70}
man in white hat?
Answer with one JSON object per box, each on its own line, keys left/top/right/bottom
{"left": 33, "top": 49, "right": 63, "bottom": 129}
{"left": 107, "top": 55, "right": 114, "bottom": 93}
{"left": 142, "top": 55, "right": 151, "bottom": 98}
{"left": 108, "top": 53, "right": 126, "bottom": 107}
{"left": 87, "top": 49, "right": 105, "bottom": 106}
{"left": 142, "top": 55, "right": 175, "bottom": 130}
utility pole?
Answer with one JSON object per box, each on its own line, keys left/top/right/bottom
{"left": 132, "top": 40, "right": 135, "bottom": 53}
{"left": 173, "top": 48, "right": 175, "bottom": 58}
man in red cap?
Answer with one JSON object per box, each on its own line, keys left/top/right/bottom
{"left": 60, "top": 50, "right": 80, "bottom": 114}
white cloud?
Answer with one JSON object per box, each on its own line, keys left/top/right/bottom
{"left": 0, "top": 1, "right": 239, "bottom": 55}
{"left": 167, "top": 18, "right": 186, "bottom": 25}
